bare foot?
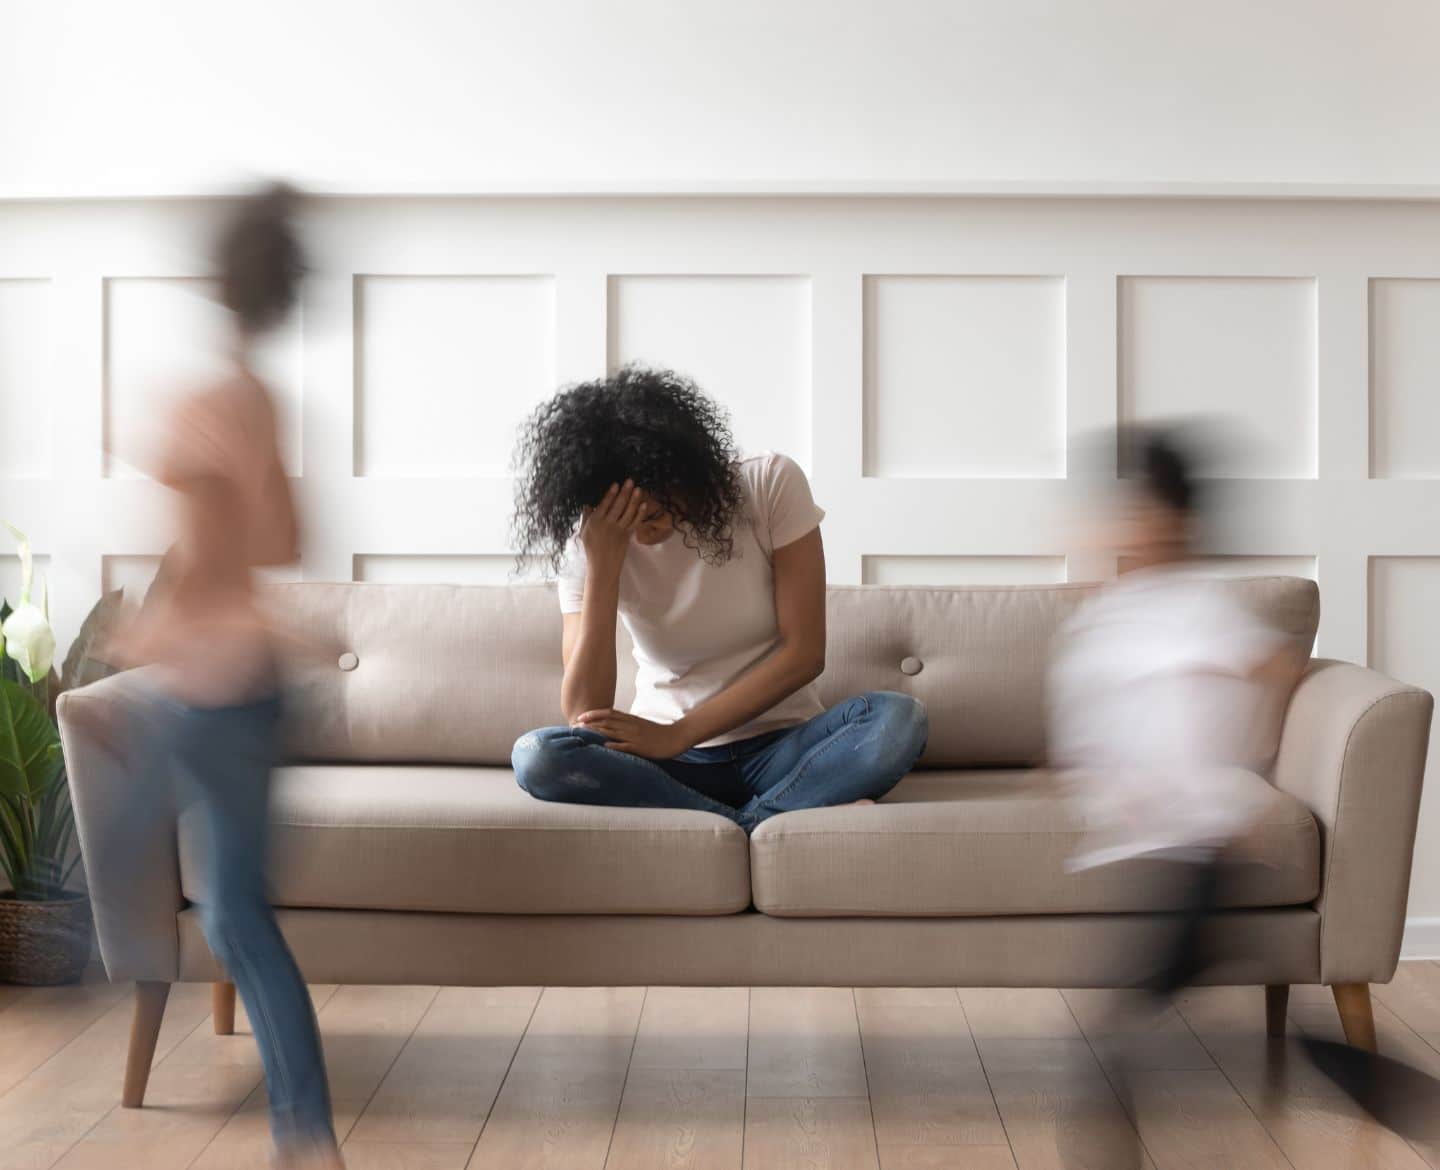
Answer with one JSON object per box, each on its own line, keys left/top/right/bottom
{"left": 848, "top": 798, "right": 875, "bottom": 807}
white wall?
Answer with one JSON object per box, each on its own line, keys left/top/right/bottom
{"left": 3, "top": 194, "right": 1440, "bottom": 948}
{"left": 6, "top": 0, "right": 1440, "bottom": 197}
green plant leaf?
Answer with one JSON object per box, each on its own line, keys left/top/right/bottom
{"left": 0, "top": 679, "right": 67, "bottom": 898}
{"left": 0, "top": 796, "right": 24, "bottom": 891}
{"left": 60, "top": 589, "right": 125, "bottom": 695}
{"left": 0, "top": 680, "right": 60, "bottom": 803}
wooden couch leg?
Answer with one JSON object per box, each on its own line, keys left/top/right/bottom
{"left": 212, "top": 980, "right": 236, "bottom": 1035}
{"left": 1332, "top": 982, "right": 1377, "bottom": 1052}
{"left": 1265, "top": 985, "right": 1289, "bottom": 1037}
{"left": 122, "top": 981, "right": 170, "bottom": 1108}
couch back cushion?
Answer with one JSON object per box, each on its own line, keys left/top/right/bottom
{"left": 819, "top": 580, "right": 1317, "bottom": 767}
{"left": 276, "top": 583, "right": 581, "bottom": 766}
{"left": 272, "top": 577, "right": 1319, "bottom": 767}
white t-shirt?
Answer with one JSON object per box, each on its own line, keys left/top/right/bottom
{"left": 1047, "top": 567, "right": 1288, "bottom": 867}
{"left": 558, "top": 452, "right": 826, "bottom": 747}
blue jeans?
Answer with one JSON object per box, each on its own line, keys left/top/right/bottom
{"left": 158, "top": 695, "right": 336, "bottom": 1154}
{"left": 512, "top": 691, "right": 928, "bottom": 832}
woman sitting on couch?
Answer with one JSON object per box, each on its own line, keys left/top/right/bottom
{"left": 509, "top": 365, "right": 928, "bottom": 833}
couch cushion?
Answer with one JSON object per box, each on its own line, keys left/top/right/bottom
{"left": 750, "top": 769, "right": 1320, "bottom": 917}
{"left": 268, "top": 576, "right": 1318, "bottom": 768}
{"left": 178, "top": 765, "right": 750, "bottom": 916}
{"left": 274, "top": 584, "right": 616, "bottom": 766}
{"left": 819, "top": 578, "right": 1318, "bottom": 766}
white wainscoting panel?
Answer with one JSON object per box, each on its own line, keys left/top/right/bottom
{"left": 1370, "top": 557, "right": 1440, "bottom": 920}
{"left": 354, "top": 554, "right": 533, "bottom": 585}
{"left": 1371, "top": 278, "right": 1440, "bottom": 479}
{"left": 1118, "top": 276, "right": 1318, "bottom": 479}
{"left": 104, "top": 277, "right": 303, "bottom": 477}
{"left": 0, "top": 554, "right": 50, "bottom": 610}
{"left": 3, "top": 193, "right": 1440, "bottom": 937}
{"left": 0, "top": 279, "right": 53, "bottom": 480}
{"left": 100, "top": 554, "right": 300, "bottom": 603}
{"left": 1114, "top": 555, "right": 1318, "bottom": 582}
{"left": 1192, "top": 555, "right": 1318, "bottom": 581}
{"left": 100, "top": 554, "right": 162, "bottom": 602}
{"left": 863, "top": 275, "right": 1064, "bottom": 479}
{"left": 607, "top": 275, "right": 811, "bottom": 470}
{"left": 355, "top": 275, "right": 556, "bottom": 478}
{"left": 863, "top": 555, "right": 1067, "bottom": 586}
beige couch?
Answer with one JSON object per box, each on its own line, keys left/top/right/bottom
{"left": 60, "top": 578, "right": 1433, "bottom": 1108}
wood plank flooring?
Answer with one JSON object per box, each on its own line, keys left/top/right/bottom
{"left": 6, "top": 965, "right": 1440, "bottom": 1168}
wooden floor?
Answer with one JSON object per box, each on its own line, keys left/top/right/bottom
{"left": 6, "top": 966, "right": 1440, "bottom": 1169}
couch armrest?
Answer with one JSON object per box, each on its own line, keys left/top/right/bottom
{"left": 58, "top": 669, "right": 181, "bottom": 983}
{"left": 1272, "top": 659, "right": 1433, "bottom": 985}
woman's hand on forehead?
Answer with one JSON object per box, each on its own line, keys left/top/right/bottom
{"left": 580, "top": 480, "right": 650, "bottom": 571}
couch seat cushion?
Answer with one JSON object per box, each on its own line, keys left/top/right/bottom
{"left": 750, "top": 769, "right": 1320, "bottom": 917}
{"left": 179, "top": 765, "right": 750, "bottom": 915}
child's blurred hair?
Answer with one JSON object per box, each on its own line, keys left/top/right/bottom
{"left": 216, "top": 181, "right": 305, "bottom": 335}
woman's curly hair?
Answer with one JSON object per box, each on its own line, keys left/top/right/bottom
{"left": 512, "top": 365, "right": 745, "bottom": 573}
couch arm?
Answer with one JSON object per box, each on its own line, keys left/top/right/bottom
{"left": 1272, "top": 659, "right": 1433, "bottom": 985}
{"left": 58, "top": 670, "right": 181, "bottom": 983}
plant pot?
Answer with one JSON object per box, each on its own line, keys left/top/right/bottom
{"left": 0, "top": 893, "right": 92, "bottom": 985}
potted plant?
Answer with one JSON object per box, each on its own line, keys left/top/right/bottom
{"left": 0, "top": 523, "right": 93, "bottom": 984}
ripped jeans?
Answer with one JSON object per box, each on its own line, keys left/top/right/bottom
{"left": 511, "top": 691, "right": 928, "bottom": 833}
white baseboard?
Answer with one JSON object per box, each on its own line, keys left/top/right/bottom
{"left": 1402, "top": 917, "right": 1440, "bottom": 960}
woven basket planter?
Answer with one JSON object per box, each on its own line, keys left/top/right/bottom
{"left": 0, "top": 894, "right": 92, "bottom": 985}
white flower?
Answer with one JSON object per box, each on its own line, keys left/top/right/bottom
{"left": 2, "top": 521, "right": 55, "bottom": 683}
{"left": 3, "top": 601, "right": 54, "bottom": 683}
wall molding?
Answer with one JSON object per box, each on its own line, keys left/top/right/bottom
{"left": 7, "top": 180, "right": 1440, "bottom": 204}
{"left": 1403, "top": 918, "right": 1440, "bottom": 961}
